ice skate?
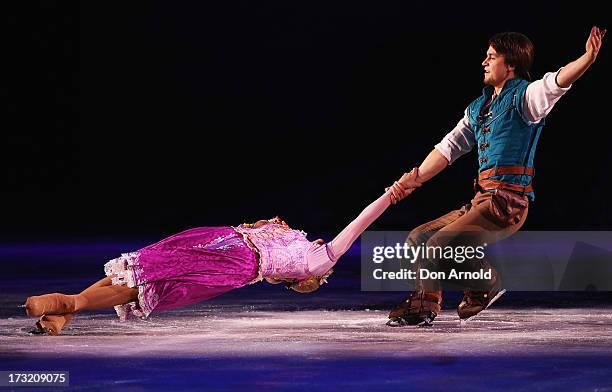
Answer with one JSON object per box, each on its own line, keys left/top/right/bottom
{"left": 457, "top": 278, "right": 506, "bottom": 322}
{"left": 24, "top": 293, "right": 78, "bottom": 317}
{"left": 26, "top": 324, "right": 49, "bottom": 335}
{"left": 387, "top": 291, "right": 442, "bottom": 327}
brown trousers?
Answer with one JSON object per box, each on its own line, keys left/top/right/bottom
{"left": 405, "top": 189, "right": 529, "bottom": 291}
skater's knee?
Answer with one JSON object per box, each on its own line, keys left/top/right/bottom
{"left": 406, "top": 215, "right": 449, "bottom": 245}
{"left": 406, "top": 230, "right": 419, "bottom": 246}
{"left": 406, "top": 228, "right": 433, "bottom": 247}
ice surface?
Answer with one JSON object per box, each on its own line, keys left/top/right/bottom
{"left": 3, "top": 288, "right": 612, "bottom": 392}
{"left": 3, "top": 306, "right": 612, "bottom": 358}
{"left": 2, "top": 243, "right": 612, "bottom": 391}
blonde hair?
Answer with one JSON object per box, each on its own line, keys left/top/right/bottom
{"left": 264, "top": 269, "right": 334, "bottom": 294}
{"left": 289, "top": 276, "right": 322, "bottom": 293}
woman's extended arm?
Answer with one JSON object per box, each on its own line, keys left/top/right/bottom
{"left": 307, "top": 170, "right": 420, "bottom": 276}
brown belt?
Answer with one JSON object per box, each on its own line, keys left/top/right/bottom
{"left": 479, "top": 165, "right": 534, "bottom": 180}
{"left": 475, "top": 179, "right": 534, "bottom": 194}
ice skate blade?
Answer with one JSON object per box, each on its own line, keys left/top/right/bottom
{"left": 23, "top": 325, "right": 50, "bottom": 336}
{"left": 461, "top": 289, "right": 506, "bottom": 323}
{"left": 386, "top": 318, "right": 408, "bottom": 327}
{"left": 386, "top": 317, "right": 434, "bottom": 328}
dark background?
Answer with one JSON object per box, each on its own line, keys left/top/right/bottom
{"left": 4, "top": 1, "right": 610, "bottom": 240}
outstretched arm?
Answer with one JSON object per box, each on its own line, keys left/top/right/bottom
{"left": 306, "top": 170, "right": 420, "bottom": 276}
{"left": 388, "top": 149, "right": 450, "bottom": 203}
{"left": 556, "top": 26, "right": 606, "bottom": 88}
{"left": 523, "top": 26, "right": 606, "bottom": 123}
{"left": 415, "top": 149, "right": 450, "bottom": 183}
{"left": 326, "top": 170, "right": 421, "bottom": 262}
{"left": 387, "top": 110, "right": 477, "bottom": 204}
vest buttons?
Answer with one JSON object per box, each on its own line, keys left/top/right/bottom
{"left": 479, "top": 156, "right": 488, "bottom": 164}
{"left": 483, "top": 126, "right": 491, "bottom": 134}
{"left": 479, "top": 141, "right": 490, "bottom": 151}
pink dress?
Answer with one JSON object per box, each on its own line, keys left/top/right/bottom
{"left": 104, "top": 191, "right": 392, "bottom": 320}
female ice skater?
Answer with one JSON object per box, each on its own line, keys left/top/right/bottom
{"left": 23, "top": 170, "right": 420, "bottom": 335}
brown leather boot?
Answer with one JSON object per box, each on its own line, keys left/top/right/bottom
{"left": 387, "top": 291, "right": 442, "bottom": 326}
{"left": 457, "top": 278, "right": 505, "bottom": 321}
{"left": 24, "top": 294, "right": 78, "bottom": 317}
{"left": 29, "top": 314, "right": 75, "bottom": 336}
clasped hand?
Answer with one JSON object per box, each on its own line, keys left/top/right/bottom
{"left": 385, "top": 167, "right": 422, "bottom": 204}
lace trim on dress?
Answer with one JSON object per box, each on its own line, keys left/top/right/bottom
{"left": 103, "top": 251, "right": 152, "bottom": 321}
{"left": 230, "top": 228, "right": 264, "bottom": 285}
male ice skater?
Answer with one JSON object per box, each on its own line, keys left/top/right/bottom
{"left": 386, "top": 26, "right": 606, "bottom": 326}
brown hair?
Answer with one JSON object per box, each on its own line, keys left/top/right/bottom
{"left": 488, "top": 32, "right": 534, "bottom": 80}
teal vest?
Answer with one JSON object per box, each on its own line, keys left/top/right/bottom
{"left": 466, "top": 78, "right": 544, "bottom": 201}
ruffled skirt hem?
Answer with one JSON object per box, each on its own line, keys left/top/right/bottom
{"left": 103, "top": 251, "right": 152, "bottom": 321}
